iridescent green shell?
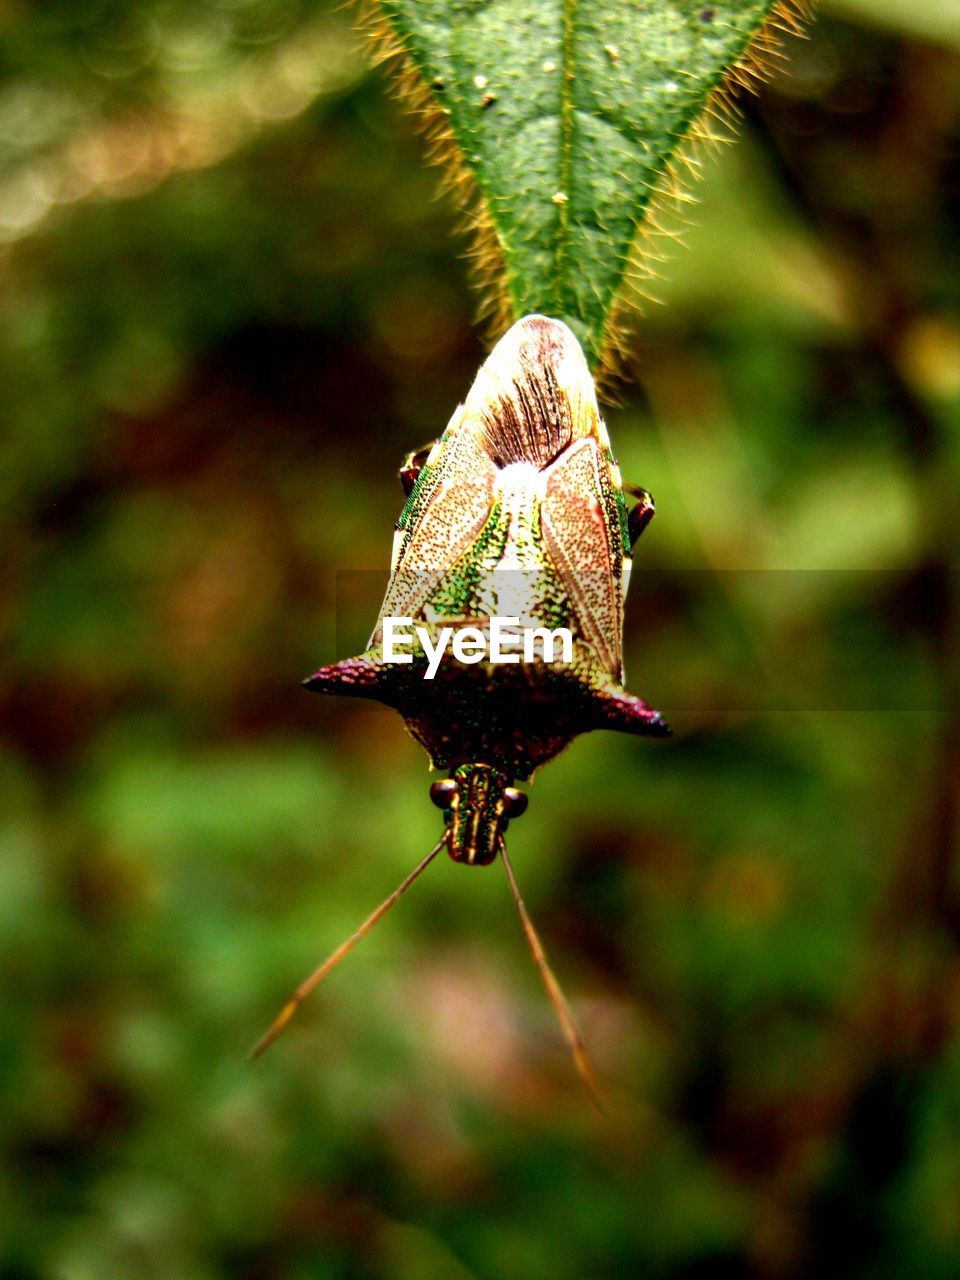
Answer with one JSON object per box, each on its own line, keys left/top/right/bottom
{"left": 306, "top": 315, "right": 668, "bottom": 783}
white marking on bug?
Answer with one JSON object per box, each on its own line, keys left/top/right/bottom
{"left": 552, "top": 191, "right": 568, "bottom": 205}
{"left": 473, "top": 74, "right": 488, "bottom": 89}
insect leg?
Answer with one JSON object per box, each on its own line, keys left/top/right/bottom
{"left": 399, "top": 441, "right": 437, "bottom": 497}
{"left": 624, "top": 485, "right": 655, "bottom": 549}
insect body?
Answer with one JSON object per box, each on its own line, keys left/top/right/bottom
{"left": 308, "top": 315, "right": 667, "bottom": 842}
{"left": 253, "top": 316, "right": 668, "bottom": 1105}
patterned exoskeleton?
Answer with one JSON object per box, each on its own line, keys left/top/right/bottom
{"left": 254, "top": 316, "right": 668, "bottom": 1107}
{"left": 306, "top": 315, "right": 668, "bottom": 863}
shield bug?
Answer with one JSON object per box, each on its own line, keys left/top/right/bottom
{"left": 252, "top": 316, "right": 669, "bottom": 1108}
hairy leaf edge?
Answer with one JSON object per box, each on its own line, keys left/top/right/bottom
{"left": 352, "top": 0, "right": 815, "bottom": 395}
{"left": 597, "top": 0, "right": 815, "bottom": 397}
{"left": 353, "top": 0, "right": 514, "bottom": 346}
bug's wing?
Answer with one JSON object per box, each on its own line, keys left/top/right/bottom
{"left": 370, "top": 427, "right": 497, "bottom": 645}
{"left": 540, "top": 437, "right": 623, "bottom": 678}
{"left": 469, "top": 314, "right": 589, "bottom": 469}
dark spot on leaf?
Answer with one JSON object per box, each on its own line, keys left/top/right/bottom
{"left": 699, "top": 7, "right": 715, "bottom": 21}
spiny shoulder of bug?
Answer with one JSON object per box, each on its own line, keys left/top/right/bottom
{"left": 304, "top": 316, "right": 670, "bottom": 858}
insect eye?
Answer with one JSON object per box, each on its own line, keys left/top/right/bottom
{"left": 503, "top": 787, "right": 528, "bottom": 818}
{"left": 429, "top": 779, "right": 458, "bottom": 809}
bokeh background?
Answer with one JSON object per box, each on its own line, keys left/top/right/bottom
{"left": 3, "top": 1, "right": 960, "bottom": 1276}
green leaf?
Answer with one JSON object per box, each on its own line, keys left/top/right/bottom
{"left": 373, "top": 0, "right": 797, "bottom": 366}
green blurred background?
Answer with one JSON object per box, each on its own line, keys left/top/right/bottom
{"left": 3, "top": 1, "right": 960, "bottom": 1276}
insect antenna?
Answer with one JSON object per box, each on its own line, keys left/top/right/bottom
{"left": 500, "top": 846, "right": 606, "bottom": 1115}
{"left": 249, "top": 837, "right": 445, "bottom": 1060}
